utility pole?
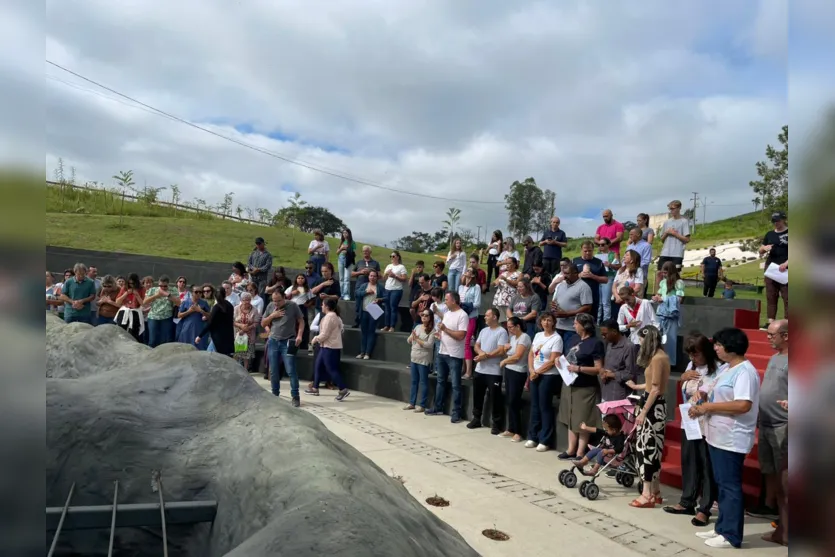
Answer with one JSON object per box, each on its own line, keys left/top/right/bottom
{"left": 702, "top": 196, "right": 707, "bottom": 225}
{"left": 476, "top": 225, "right": 483, "bottom": 245}
{"left": 691, "top": 192, "right": 699, "bottom": 234}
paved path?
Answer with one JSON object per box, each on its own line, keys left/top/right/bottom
{"left": 261, "top": 378, "right": 786, "bottom": 557}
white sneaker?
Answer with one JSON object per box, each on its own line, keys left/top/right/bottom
{"left": 535, "top": 444, "right": 549, "bottom": 452}
{"left": 704, "top": 536, "right": 734, "bottom": 549}
{"left": 696, "top": 530, "right": 720, "bottom": 540}
{"left": 524, "top": 440, "right": 537, "bottom": 448}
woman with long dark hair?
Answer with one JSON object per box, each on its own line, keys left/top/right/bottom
{"left": 499, "top": 316, "right": 532, "bottom": 442}
{"left": 337, "top": 228, "right": 357, "bottom": 300}
{"left": 229, "top": 261, "right": 249, "bottom": 292}
{"left": 266, "top": 267, "right": 291, "bottom": 294}
{"left": 404, "top": 307, "right": 435, "bottom": 412}
{"left": 308, "top": 228, "right": 330, "bottom": 276}
{"left": 626, "top": 325, "right": 671, "bottom": 508}
{"left": 485, "top": 230, "right": 503, "bottom": 289}
{"left": 307, "top": 298, "right": 350, "bottom": 401}
{"left": 664, "top": 332, "right": 722, "bottom": 527}
{"left": 525, "top": 312, "right": 563, "bottom": 452}
{"left": 115, "top": 273, "right": 146, "bottom": 341}
{"left": 382, "top": 250, "right": 408, "bottom": 332}
{"left": 176, "top": 284, "right": 210, "bottom": 350}
{"left": 196, "top": 286, "right": 235, "bottom": 357}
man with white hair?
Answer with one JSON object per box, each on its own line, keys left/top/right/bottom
{"left": 59, "top": 262, "right": 97, "bottom": 324}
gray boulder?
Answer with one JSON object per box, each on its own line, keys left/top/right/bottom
{"left": 46, "top": 314, "right": 478, "bottom": 556}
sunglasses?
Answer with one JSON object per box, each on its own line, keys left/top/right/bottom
{"left": 177, "top": 279, "right": 185, "bottom": 283}
{"left": 203, "top": 289, "right": 212, "bottom": 293}
{"left": 390, "top": 255, "right": 397, "bottom": 258}
{"left": 421, "top": 313, "right": 431, "bottom": 318}
{"left": 192, "top": 291, "right": 201, "bottom": 295}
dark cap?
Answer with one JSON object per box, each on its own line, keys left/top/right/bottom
{"left": 254, "top": 237, "right": 265, "bottom": 245}
{"left": 770, "top": 211, "right": 787, "bottom": 223}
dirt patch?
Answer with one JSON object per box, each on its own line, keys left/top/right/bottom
{"left": 481, "top": 529, "right": 510, "bottom": 541}
{"left": 426, "top": 496, "right": 450, "bottom": 507}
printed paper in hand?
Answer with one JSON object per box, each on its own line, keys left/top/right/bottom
{"left": 366, "top": 302, "right": 384, "bottom": 320}
{"left": 595, "top": 253, "right": 608, "bottom": 263}
{"left": 556, "top": 355, "right": 578, "bottom": 386}
{"left": 679, "top": 403, "right": 704, "bottom": 441}
{"left": 764, "top": 262, "right": 788, "bottom": 285}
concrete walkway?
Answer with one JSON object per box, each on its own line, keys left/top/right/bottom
{"left": 260, "top": 378, "right": 787, "bottom": 557}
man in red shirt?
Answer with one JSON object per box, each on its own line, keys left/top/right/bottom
{"left": 595, "top": 209, "right": 626, "bottom": 256}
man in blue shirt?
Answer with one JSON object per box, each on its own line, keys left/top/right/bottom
{"left": 700, "top": 248, "right": 723, "bottom": 298}
{"left": 59, "top": 263, "right": 97, "bottom": 324}
{"left": 539, "top": 216, "right": 568, "bottom": 276}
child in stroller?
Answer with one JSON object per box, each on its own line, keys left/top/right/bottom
{"left": 574, "top": 415, "right": 625, "bottom": 476}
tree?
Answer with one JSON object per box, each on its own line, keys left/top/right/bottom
{"left": 683, "top": 208, "right": 695, "bottom": 227}
{"left": 220, "top": 192, "right": 235, "bottom": 218}
{"left": 257, "top": 208, "right": 273, "bottom": 224}
{"left": 505, "top": 177, "right": 554, "bottom": 240}
{"left": 294, "top": 206, "right": 345, "bottom": 236}
{"left": 749, "top": 125, "right": 788, "bottom": 216}
{"left": 622, "top": 220, "right": 637, "bottom": 231}
{"left": 113, "top": 170, "right": 135, "bottom": 225}
{"left": 458, "top": 227, "right": 475, "bottom": 247}
{"left": 235, "top": 205, "right": 244, "bottom": 220}
{"left": 442, "top": 207, "right": 462, "bottom": 241}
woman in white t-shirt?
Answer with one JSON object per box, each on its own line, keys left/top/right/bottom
{"left": 446, "top": 237, "right": 467, "bottom": 293}
{"left": 497, "top": 237, "right": 520, "bottom": 274}
{"left": 485, "top": 230, "right": 503, "bottom": 290}
{"left": 687, "top": 328, "right": 761, "bottom": 550}
{"left": 307, "top": 229, "right": 330, "bottom": 276}
{"left": 524, "top": 313, "right": 564, "bottom": 452}
{"left": 499, "top": 316, "right": 532, "bottom": 443}
{"left": 381, "top": 250, "right": 408, "bottom": 332}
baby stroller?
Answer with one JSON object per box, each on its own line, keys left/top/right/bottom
{"left": 558, "top": 396, "right": 641, "bottom": 501}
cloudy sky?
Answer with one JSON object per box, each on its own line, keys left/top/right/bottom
{"left": 21, "top": 1, "right": 815, "bottom": 243}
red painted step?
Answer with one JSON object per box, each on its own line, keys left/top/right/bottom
{"left": 660, "top": 462, "right": 761, "bottom": 507}
{"left": 664, "top": 421, "right": 759, "bottom": 460}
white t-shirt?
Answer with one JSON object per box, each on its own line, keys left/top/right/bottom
{"left": 308, "top": 239, "right": 330, "bottom": 256}
{"left": 474, "top": 326, "right": 509, "bottom": 376}
{"left": 439, "top": 308, "right": 469, "bottom": 359}
{"left": 430, "top": 302, "right": 448, "bottom": 330}
{"left": 530, "top": 332, "right": 564, "bottom": 376}
{"left": 705, "top": 360, "right": 761, "bottom": 454}
{"left": 506, "top": 333, "right": 532, "bottom": 373}
{"left": 383, "top": 263, "right": 407, "bottom": 291}
{"left": 447, "top": 251, "right": 467, "bottom": 272}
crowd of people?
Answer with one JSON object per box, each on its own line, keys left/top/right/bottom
{"left": 46, "top": 204, "right": 789, "bottom": 550}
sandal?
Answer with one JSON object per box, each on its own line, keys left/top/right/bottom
{"left": 691, "top": 512, "right": 711, "bottom": 527}
{"left": 663, "top": 505, "right": 694, "bottom": 515}
{"left": 629, "top": 496, "right": 655, "bottom": 509}
{"left": 652, "top": 492, "right": 664, "bottom": 505}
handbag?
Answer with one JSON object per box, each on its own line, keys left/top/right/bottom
{"left": 234, "top": 333, "right": 249, "bottom": 354}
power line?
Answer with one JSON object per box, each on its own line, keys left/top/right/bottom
{"left": 46, "top": 60, "right": 506, "bottom": 206}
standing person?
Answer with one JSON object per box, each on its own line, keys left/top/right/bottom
{"left": 458, "top": 269, "right": 482, "bottom": 379}
{"left": 425, "top": 292, "right": 469, "bottom": 423}
{"left": 748, "top": 320, "right": 788, "bottom": 542}
{"left": 86, "top": 266, "right": 102, "bottom": 322}
{"left": 246, "top": 282, "right": 265, "bottom": 315}
{"left": 625, "top": 325, "right": 671, "bottom": 509}
{"left": 144, "top": 275, "right": 180, "bottom": 347}
{"left": 468, "top": 308, "right": 509, "bottom": 434}
{"left": 616, "top": 286, "right": 657, "bottom": 345}
{"left": 759, "top": 211, "right": 788, "bottom": 327}
{"left": 485, "top": 230, "right": 504, "bottom": 290}
{"left": 722, "top": 280, "right": 737, "bottom": 299}
{"left": 507, "top": 278, "right": 541, "bottom": 338}
{"left": 409, "top": 273, "right": 433, "bottom": 326}
{"left": 626, "top": 227, "right": 653, "bottom": 297}
{"left": 407, "top": 261, "right": 427, "bottom": 317}
{"left": 688, "top": 328, "right": 761, "bottom": 549}
{"left": 540, "top": 216, "right": 568, "bottom": 276}
{"left": 428, "top": 287, "right": 448, "bottom": 377}
{"left": 381, "top": 251, "right": 408, "bottom": 332}
{"left": 637, "top": 212, "right": 656, "bottom": 245}
{"left": 573, "top": 240, "right": 609, "bottom": 322}
{"left": 404, "top": 308, "right": 435, "bottom": 412}
{"left": 54, "top": 269, "right": 73, "bottom": 321}
{"left": 596, "top": 237, "right": 621, "bottom": 323}
{"left": 310, "top": 262, "right": 340, "bottom": 318}
{"left": 429, "top": 261, "right": 448, "bottom": 291}
{"left": 229, "top": 261, "right": 249, "bottom": 293}
{"left": 612, "top": 250, "right": 644, "bottom": 314}
{"left": 652, "top": 261, "right": 685, "bottom": 366}
{"left": 469, "top": 254, "right": 488, "bottom": 293}
{"left": 336, "top": 228, "right": 357, "bottom": 301}
{"left": 356, "top": 270, "right": 384, "bottom": 360}
{"left": 701, "top": 248, "right": 724, "bottom": 298}
{"left": 664, "top": 333, "right": 721, "bottom": 528}
{"left": 499, "top": 317, "right": 532, "bottom": 442}
{"left": 492, "top": 257, "right": 520, "bottom": 322}
{"left": 307, "top": 298, "right": 350, "bottom": 401}
{"left": 551, "top": 261, "right": 593, "bottom": 347}
{"left": 262, "top": 289, "right": 305, "bottom": 407}
{"left": 307, "top": 229, "right": 330, "bottom": 276}
{"left": 196, "top": 287, "right": 235, "bottom": 357}
{"left": 114, "top": 273, "right": 146, "bottom": 341}
{"left": 247, "top": 237, "right": 273, "bottom": 301}
{"left": 521, "top": 236, "right": 543, "bottom": 277}
{"left": 59, "top": 263, "right": 97, "bottom": 325}
{"left": 595, "top": 209, "right": 626, "bottom": 256}
{"left": 221, "top": 280, "right": 240, "bottom": 307}
{"left": 266, "top": 267, "right": 292, "bottom": 297}
{"left": 524, "top": 312, "right": 563, "bottom": 452}
{"left": 95, "top": 275, "right": 120, "bottom": 326}
{"left": 656, "top": 200, "right": 691, "bottom": 288}
{"left": 529, "top": 261, "right": 552, "bottom": 316}
{"left": 598, "top": 319, "right": 639, "bottom": 403}
{"left": 176, "top": 285, "right": 210, "bottom": 350}
{"left": 351, "top": 246, "right": 381, "bottom": 327}
{"left": 232, "top": 292, "right": 262, "bottom": 370}
{"left": 497, "top": 237, "right": 520, "bottom": 274}
{"left": 446, "top": 237, "right": 467, "bottom": 293}
{"left": 559, "top": 313, "right": 605, "bottom": 460}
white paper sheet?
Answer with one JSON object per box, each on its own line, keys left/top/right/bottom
{"left": 556, "top": 355, "right": 578, "bottom": 386}
{"left": 764, "top": 262, "right": 788, "bottom": 285}
{"left": 366, "top": 302, "right": 384, "bottom": 320}
{"left": 595, "top": 253, "right": 608, "bottom": 262}
{"left": 679, "top": 403, "right": 704, "bottom": 441}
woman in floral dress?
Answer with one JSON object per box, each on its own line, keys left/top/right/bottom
{"left": 233, "top": 292, "right": 261, "bottom": 369}
{"left": 492, "top": 256, "right": 520, "bottom": 323}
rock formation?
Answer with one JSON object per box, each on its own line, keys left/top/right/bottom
{"left": 46, "top": 314, "right": 478, "bottom": 556}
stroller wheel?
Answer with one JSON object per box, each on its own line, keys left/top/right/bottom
{"left": 637, "top": 481, "right": 644, "bottom": 495}
{"left": 585, "top": 483, "right": 600, "bottom": 501}
{"left": 621, "top": 474, "right": 635, "bottom": 488}
{"left": 564, "top": 472, "right": 577, "bottom": 489}
{"left": 615, "top": 472, "right": 624, "bottom": 485}
{"left": 558, "top": 469, "right": 568, "bottom": 485}
{"left": 579, "top": 480, "right": 589, "bottom": 497}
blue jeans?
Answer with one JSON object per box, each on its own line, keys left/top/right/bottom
{"left": 338, "top": 253, "right": 353, "bottom": 299}
{"left": 147, "top": 317, "right": 174, "bottom": 348}
{"left": 96, "top": 314, "right": 113, "bottom": 326}
{"left": 709, "top": 445, "right": 746, "bottom": 548}
{"left": 359, "top": 310, "right": 380, "bottom": 355}
{"left": 585, "top": 447, "right": 608, "bottom": 465}
{"left": 409, "top": 362, "right": 430, "bottom": 407}
{"left": 598, "top": 277, "right": 614, "bottom": 322}
{"left": 384, "top": 288, "right": 403, "bottom": 330}
{"left": 659, "top": 316, "right": 679, "bottom": 366}
{"left": 448, "top": 269, "right": 462, "bottom": 293}
{"left": 433, "top": 354, "right": 464, "bottom": 418}
{"left": 268, "top": 338, "right": 299, "bottom": 399}
{"left": 527, "top": 374, "right": 558, "bottom": 446}
{"left": 310, "top": 254, "right": 325, "bottom": 276}
{"left": 65, "top": 313, "right": 92, "bottom": 325}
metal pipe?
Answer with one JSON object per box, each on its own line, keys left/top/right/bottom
{"left": 107, "top": 481, "right": 118, "bottom": 557}
{"left": 47, "top": 482, "right": 76, "bottom": 557}
{"left": 45, "top": 500, "right": 218, "bottom": 530}
{"left": 156, "top": 476, "right": 168, "bottom": 557}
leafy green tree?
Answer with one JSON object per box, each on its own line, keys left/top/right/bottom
{"left": 749, "top": 125, "right": 788, "bottom": 216}
{"left": 442, "top": 207, "right": 462, "bottom": 243}
{"left": 505, "top": 177, "right": 555, "bottom": 240}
